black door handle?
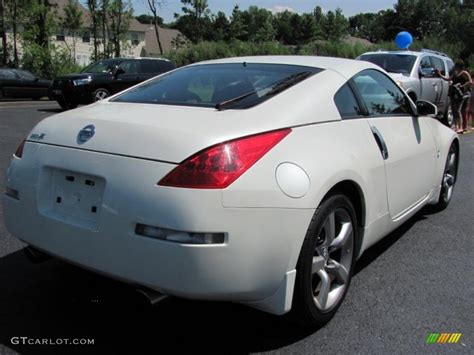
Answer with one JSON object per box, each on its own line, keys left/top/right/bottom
{"left": 370, "top": 126, "right": 389, "bottom": 160}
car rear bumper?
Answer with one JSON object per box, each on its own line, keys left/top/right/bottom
{"left": 3, "top": 142, "right": 313, "bottom": 308}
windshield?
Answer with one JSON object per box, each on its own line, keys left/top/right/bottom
{"left": 81, "top": 60, "right": 121, "bottom": 73}
{"left": 359, "top": 54, "right": 417, "bottom": 75}
{"left": 111, "top": 63, "right": 322, "bottom": 109}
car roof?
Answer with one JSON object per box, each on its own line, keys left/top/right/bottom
{"left": 190, "top": 55, "right": 381, "bottom": 79}
{"left": 101, "top": 57, "right": 170, "bottom": 62}
{"left": 360, "top": 50, "right": 450, "bottom": 60}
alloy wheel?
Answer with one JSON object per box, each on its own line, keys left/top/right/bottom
{"left": 94, "top": 90, "right": 109, "bottom": 101}
{"left": 446, "top": 107, "right": 454, "bottom": 127}
{"left": 442, "top": 145, "right": 457, "bottom": 203}
{"left": 311, "top": 208, "right": 354, "bottom": 312}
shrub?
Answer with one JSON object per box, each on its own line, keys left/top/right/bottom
{"left": 164, "top": 37, "right": 472, "bottom": 69}
{"left": 21, "top": 44, "right": 84, "bottom": 79}
{"left": 165, "top": 40, "right": 290, "bottom": 67}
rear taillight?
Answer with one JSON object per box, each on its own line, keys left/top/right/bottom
{"left": 14, "top": 139, "right": 26, "bottom": 158}
{"left": 158, "top": 128, "right": 292, "bottom": 189}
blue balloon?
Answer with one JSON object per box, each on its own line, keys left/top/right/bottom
{"left": 395, "top": 31, "right": 413, "bottom": 49}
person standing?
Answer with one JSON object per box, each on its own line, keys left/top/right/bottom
{"left": 469, "top": 71, "right": 474, "bottom": 130}
{"left": 437, "top": 61, "right": 472, "bottom": 133}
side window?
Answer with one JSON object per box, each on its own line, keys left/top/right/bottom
{"left": 82, "top": 31, "right": 90, "bottom": 43}
{"left": 334, "top": 84, "right": 362, "bottom": 118}
{"left": 0, "top": 69, "right": 17, "bottom": 79}
{"left": 140, "top": 60, "right": 158, "bottom": 73}
{"left": 353, "top": 69, "right": 413, "bottom": 116}
{"left": 119, "top": 60, "right": 139, "bottom": 74}
{"left": 431, "top": 57, "right": 445, "bottom": 74}
{"left": 446, "top": 60, "right": 454, "bottom": 76}
{"left": 56, "top": 29, "right": 65, "bottom": 41}
{"left": 131, "top": 32, "right": 140, "bottom": 46}
{"left": 158, "top": 61, "right": 175, "bottom": 72}
{"left": 16, "top": 70, "right": 36, "bottom": 80}
{"left": 0, "top": 69, "right": 15, "bottom": 79}
{"left": 419, "top": 56, "right": 432, "bottom": 69}
{"left": 141, "top": 60, "right": 174, "bottom": 74}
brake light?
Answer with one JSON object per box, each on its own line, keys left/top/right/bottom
{"left": 14, "top": 139, "right": 26, "bottom": 158}
{"left": 158, "top": 128, "right": 292, "bottom": 189}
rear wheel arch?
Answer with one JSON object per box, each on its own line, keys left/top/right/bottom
{"left": 320, "top": 180, "right": 366, "bottom": 258}
{"left": 452, "top": 138, "right": 460, "bottom": 175}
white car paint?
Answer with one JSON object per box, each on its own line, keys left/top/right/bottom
{"left": 2, "top": 56, "right": 458, "bottom": 316}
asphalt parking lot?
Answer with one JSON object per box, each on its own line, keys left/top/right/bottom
{"left": 0, "top": 100, "right": 472, "bottom": 354}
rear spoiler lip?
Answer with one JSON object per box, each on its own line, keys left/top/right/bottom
{"left": 25, "top": 140, "right": 179, "bottom": 165}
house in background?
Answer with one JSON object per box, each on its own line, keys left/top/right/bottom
{"left": 7, "top": 0, "right": 184, "bottom": 67}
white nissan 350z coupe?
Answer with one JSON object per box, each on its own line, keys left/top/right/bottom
{"left": 3, "top": 56, "right": 458, "bottom": 326}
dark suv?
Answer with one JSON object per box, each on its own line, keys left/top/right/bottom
{"left": 49, "top": 58, "right": 175, "bottom": 110}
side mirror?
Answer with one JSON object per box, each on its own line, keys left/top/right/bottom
{"left": 419, "top": 67, "right": 435, "bottom": 78}
{"left": 112, "top": 65, "right": 125, "bottom": 77}
{"left": 416, "top": 100, "right": 438, "bottom": 117}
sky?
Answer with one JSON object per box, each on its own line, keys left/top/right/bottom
{"left": 131, "top": 0, "right": 398, "bottom": 21}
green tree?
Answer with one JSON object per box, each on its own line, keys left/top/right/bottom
{"left": 22, "top": 0, "right": 57, "bottom": 76}
{"left": 243, "top": 6, "right": 275, "bottom": 42}
{"left": 211, "top": 11, "right": 230, "bottom": 41}
{"left": 61, "top": 0, "right": 83, "bottom": 63}
{"left": 274, "top": 11, "right": 318, "bottom": 45}
{"left": 273, "top": 10, "right": 294, "bottom": 44}
{"left": 99, "top": 0, "right": 111, "bottom": 58}
{"left": 5, "top": 0, "right": 27, "bottom": 66}
{"left": 229, "top": 5, "right": 247, "bottom": 40}
{"left": 296, "top": 13, "right": 319, "bottom": 44}
{"left": 0, "top": 0, "right": 7, "bottom": 65}
{"left": 179, "top": 0, "right": 210, "bottom": 42}
{"left": 313, "top": 6, "right": 326, "bottom": 38}
{"left": 136, "top": 13, "right": 163, "bottom": 25}
{"left": 322, "top": 8, "right": 348, "bottom": 41}
{"left": 86, "top": 0, "right": 100, "bottom": 60}
{"left": 108, "top": 0, "right": 133, "bottom": 57}
{"left": 147, "top": 0, "right": 165, "bottom": 55}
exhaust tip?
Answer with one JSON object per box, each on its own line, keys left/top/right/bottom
{"left": 23, "top": 246, "right": 51, "bottom": 264}
{"left": 135, "top": 287, "right": 168, "bottom": 309}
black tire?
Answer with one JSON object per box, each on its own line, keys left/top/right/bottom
{"left": 57, "top": 98, "right": 78, "bottom": 111}
{"left": 92, "top": 88, "right": 110, "bottom": 102}
{"left": 433, "top": 143, "right": 458, "bottom": 211}
{"left": 290, "top": 194, "right": 358, "bottom": 327}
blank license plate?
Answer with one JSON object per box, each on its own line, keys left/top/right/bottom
{"left": 48, "top": 169, "right": 105, "bottom": 229}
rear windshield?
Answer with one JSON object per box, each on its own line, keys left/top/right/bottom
{"left": 359, "top": 54, "right": 417, "bottom": 75}
{"left": 111, "top": 63, "right": 322, "bottom": 109}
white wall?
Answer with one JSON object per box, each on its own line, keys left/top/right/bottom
{"left": 5, "top": 30, "right": 147, "bottom": 67}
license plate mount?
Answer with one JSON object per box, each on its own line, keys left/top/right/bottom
{"left": 40, "top": 169, "right": 105, "bottom": 230}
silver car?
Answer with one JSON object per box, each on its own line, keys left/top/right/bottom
{"left": 357, "top": 49, "right": 454, "bottom": 126}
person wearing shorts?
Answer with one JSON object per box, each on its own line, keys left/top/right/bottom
{"left": 437, "top": 61, "right": 472, "bottom": 133}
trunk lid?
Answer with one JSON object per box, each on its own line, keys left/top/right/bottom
{"left": 27, "top": 101, "right": 286, "bottom": 163}
{"left": 28, "top": 70, "right": 342, "bottom": 163}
